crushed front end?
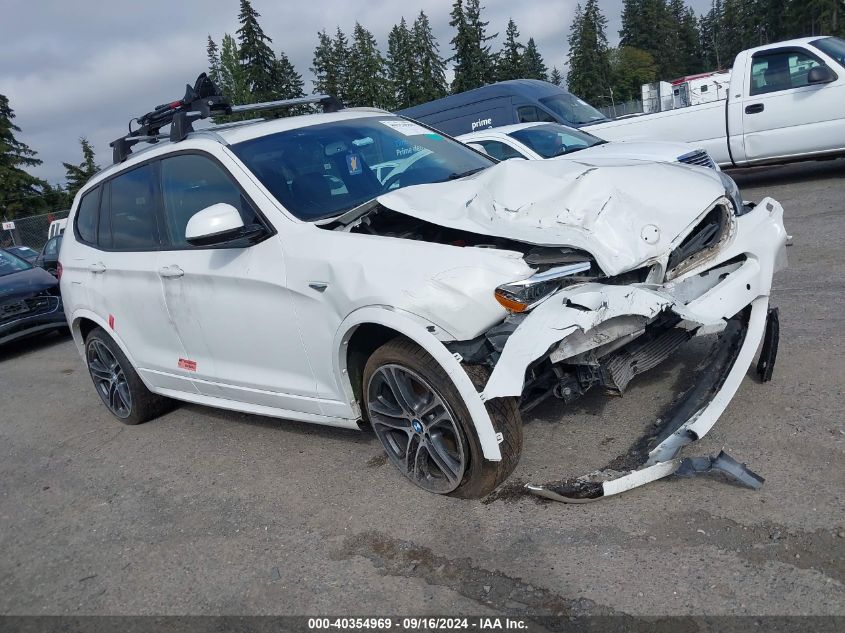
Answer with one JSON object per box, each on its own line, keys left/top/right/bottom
{"left": 450, "top": 196, "right": 788, "bottom": 501}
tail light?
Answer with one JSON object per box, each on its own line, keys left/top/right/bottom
{"left": 56, "top": 262, "right": 63, "bottom": 280}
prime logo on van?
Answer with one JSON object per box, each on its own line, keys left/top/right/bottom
{"left": 471, "top": 117, "right": 493, "bottom": 131}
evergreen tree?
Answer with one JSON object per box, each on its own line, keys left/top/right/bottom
{"left": 62, "top": 138, "right": 99, "bottom": 201}
{"left": 412, "top": 11, "right": 448, "bottom": 104}
{"left": 331, "top": 28, "right": 351, "bottom": 103}
{"left": 566, "top": 0, "right": 612, "bottom": 104}
{"left": 271, "top": 50, "right": 306, "bottom": 115}
{"left": 312, "top": 30, "right": 340, "bottom": 99}
{"left": 0, "top": 94, "right": 45, "bottom": 219}
{"left": 236, "top": 0, "right": 276, "bottom": 100}
{"left": 207, "top": 36, "right": 221, "bottom": 86}
{"left": 522, "top": 37, "right": 548, "bottom": 80}
{"left": 387, "top": 18, "right": 415, "bottom": 110}
{"left": 619, "top": 0, "right": 678, "bottom": 78}
{"left": 549, "top": 66, "right": 563, "bottom": 86}
{"left": 496, "top": 18, "right": 524, "bottom": 81}
{"left": 40, "top": 183, "right": 71, "bottom": 212}
{"left": 346, "top": 23, "right": 390, "bottom": 108}
{"left": 449, "top": 0, "right": 497, "bottom": 93}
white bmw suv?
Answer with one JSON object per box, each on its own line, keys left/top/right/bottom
{"left": 61, "top": 89, "right": 788, "bottom": 501}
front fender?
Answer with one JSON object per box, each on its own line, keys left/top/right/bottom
{"left": 333, "top": 306, "right": 503, "bottom": 461}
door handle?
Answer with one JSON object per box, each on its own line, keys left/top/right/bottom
{"left": 158, "top": 265, "right": 184, "bottom": 279}
{"left": 745, "top": 103, "right": 765, "bottom": 114}
{"left": 89, "top": 262, "right": 106, "bottom": 274}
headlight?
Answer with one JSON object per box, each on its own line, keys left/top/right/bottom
{"left": 495, "top": 262, "right": 592, "bottom": 312}
{"left": 718, "top": 171, "right": 750, "bottom": 216}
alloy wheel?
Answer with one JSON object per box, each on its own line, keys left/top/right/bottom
{"left": 86, "top": 339, "right": 132, "bottom": 419}
{"left": 367, "top": 364, "right": 467, "bottom": 493}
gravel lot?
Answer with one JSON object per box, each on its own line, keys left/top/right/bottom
{"left": 1, "top": 158, "right": 843, "bottom": 619}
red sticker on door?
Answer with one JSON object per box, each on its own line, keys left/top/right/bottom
{"left": 178, "top": 358, "right": 197, "bottom": 372}
{"left": 108, "top": 314, "right": 115, "bottom": 330}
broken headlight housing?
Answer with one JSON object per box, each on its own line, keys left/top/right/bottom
{"left": 495, "top": 262, "right": 592, "bottom": 312}
{"left": 719, "top": 171, "right": 750, "bottom": 216}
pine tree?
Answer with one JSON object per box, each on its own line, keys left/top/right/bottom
{"left": 312, "top": 30, "right": 339, "bottom": 99}
{"left": 331, "top": 28, "right": 351, "bottom": 103}
{"left": 449, "top": 0, "right": 497, "bottom": 93}
{"left": 412, "top": 11, "right": 448, "bottom": 105}
{"left": 619, "top": 0, "right": 679, "bottom": 79}
{"left": 346, "top": 23, "right": 390, "bottom": 108}
{"left": 549, "top": 66, "right": 563, "bottom": 86}
{"left": 271, "top": 50, "right": 306, "bottom": 114}
{"left": 497, "top": 18, "right": 524, "bottom": 81}
{"left": 0, "top": 94, "right": 45, "bottom": 219}
{"left": 236, "top": 0, "right": 276, "bottom": 100}
{"left": 522, "top": 38, "right": 548, "bottom": 80}
{"left": 387, "top": 19, "right": 415, "bottom": 110}
{"left": 62, "top": 138, "right": 99, "bottom": 201}
{"left": 207, "top": 36, "right": 222, "bottom": 86}
{"left": 566, "top": 0, "right": 612, "bottom": 104}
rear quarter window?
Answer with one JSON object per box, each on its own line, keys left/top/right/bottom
{"left": 107, "top": 164, "right": 161, "bottom": 250}
{"left": 74, "top": 188, "right": 100, "bottom": 245}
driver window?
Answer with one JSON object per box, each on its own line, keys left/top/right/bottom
{"left": 159, "top": 154, "right": 258, "bottom": 249}
{"left": 751, "top": 50, "right": 822, "bottom": 95}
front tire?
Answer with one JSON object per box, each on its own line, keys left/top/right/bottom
{"left": 363, "top": 338, "right": 522, "bottom": 498}
{"left": 84, "top": 327, "right": 174, "bottom": 425}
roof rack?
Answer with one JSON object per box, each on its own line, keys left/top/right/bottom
{"left": 109, "top": 73, "right": 343, "bottom": 164}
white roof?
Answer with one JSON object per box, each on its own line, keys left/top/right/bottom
{"left": 745, "top": 36, "right": 830, "bottom": 56}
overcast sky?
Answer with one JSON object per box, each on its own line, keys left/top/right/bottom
{"left": 1, "top": 0, "right": 713, "bottom": 185}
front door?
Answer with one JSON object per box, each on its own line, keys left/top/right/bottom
{"left": 742, "top": 47, "right": 845, "bottom": 161}
{"left": 154, "top": 152, "right": 320, "bottom": 415}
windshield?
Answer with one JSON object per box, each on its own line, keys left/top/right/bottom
{"left": 509, "top": 123, "right": 605, "bottom": 158}
{"left": 231, "top": 116, "right": 495, "bottom": 221}
{"left": 0, "top": 249, "right": 33, "bottom": 277}
{"left": 539, "top": 94, "right": 607, "bottom": 125}
{"left": 812, "top": 36, "right": 845, "bottom": 69}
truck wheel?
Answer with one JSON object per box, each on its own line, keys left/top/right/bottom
{"left": 363, "top": 338, "right": 522, "bottom": 498}
{"left": 84, "top": 326, "right": 174, "bottom": 425}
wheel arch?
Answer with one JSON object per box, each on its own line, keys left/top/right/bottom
{"left": 69, "top": 310, "right": 155, "bottom": 391}
{"left": 334, "top": 306, "right": 502, "bottom": 461}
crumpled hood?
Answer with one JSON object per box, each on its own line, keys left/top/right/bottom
{"left": 377, "top": 158, "right": 727, "bottom": 276}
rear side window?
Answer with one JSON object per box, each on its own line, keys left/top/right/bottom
{"left": 108, "top": 164, "right": 160, "bottom": 250}
{"left": 159, "top": 154, "right": 258, "bottom": 248}
{"left": 476, "top": 140, "right": 526, "bottom": 160}
{"left": 75, "top": 188, "right": 99, "bottom": 244}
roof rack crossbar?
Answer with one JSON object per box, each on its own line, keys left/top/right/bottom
{"left": 109, "top": 73, "right": 343, "bottom": 164}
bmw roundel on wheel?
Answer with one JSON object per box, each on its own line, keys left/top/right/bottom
{"left": 60, "top": 75, "right": 788, "bottom": 500}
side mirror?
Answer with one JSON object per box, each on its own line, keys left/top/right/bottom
{"left": 185, "top": 203, "right": 264, "bottom": 247}
{"left": 807, "top": 65, "right": 836, "bottom": 85}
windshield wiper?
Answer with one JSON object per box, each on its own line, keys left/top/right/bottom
{"left": 445, "top": 167, "right": 488, "bottom": 181}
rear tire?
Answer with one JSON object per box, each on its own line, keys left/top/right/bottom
{"left": 363, "top": 337, "right": 522, "bottom": 498}
{"left": 84, "top": 326, "right": 174, "bottom": 425}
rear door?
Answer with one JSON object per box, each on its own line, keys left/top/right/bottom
{"left": 155, "top": 152, "right": 320, "bottom": 414}
{"left": 741, "top": 46, "right": 845, "bottom": 161}
{"left": 82, "top": 164, "right": 191, "bottom": 392}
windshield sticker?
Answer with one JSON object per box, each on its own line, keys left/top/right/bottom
{"left": 346, "top": 153, "right": 362, "bottom": 175}
{"left": 380, "top": 120, "right": 432, "bottom": 137}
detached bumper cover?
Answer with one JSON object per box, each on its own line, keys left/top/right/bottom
{"left": 481, "top": 198, "right": 788, "bottom": 500}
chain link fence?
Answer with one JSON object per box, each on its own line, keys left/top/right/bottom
{"left": 1, "top": 210, "right": 70, "bottom": 252}
{"left": 597, "top": 99, "right": 645, "bottom": 119}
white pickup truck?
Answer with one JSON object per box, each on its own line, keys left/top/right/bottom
{"left": 584, "top": 37, "right": 845, "bottom": 168}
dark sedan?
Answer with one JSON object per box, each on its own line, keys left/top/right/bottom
{"left": 0, "top": 249, "right": 67, "bottom": 346}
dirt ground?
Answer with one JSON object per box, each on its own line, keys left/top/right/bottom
{"left": 1, "top": 158, "right": 843, "bottom": 619}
